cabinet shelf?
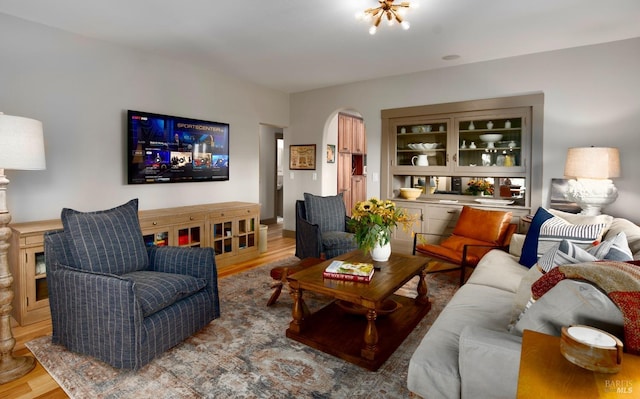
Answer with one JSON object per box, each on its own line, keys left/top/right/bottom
{"left": 459, "top": 128, "right": 521, "bottom": 133}
{"left": 399, "top": 131, "right": 448, "bottom": 136}
{"left": 459, "top": 147, "right": 521, "bottom": 151}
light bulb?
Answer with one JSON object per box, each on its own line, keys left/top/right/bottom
{"left": 401, "top": 20, "right": 410, "bottom": 30}
{"left": 369, "top": 25, "right": 377, "bottom": 35}
{"left": 387, "top": 18, "right": 394, "bottom": 27}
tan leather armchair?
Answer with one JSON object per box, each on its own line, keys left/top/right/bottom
{"left": 413, "top": 206, "right": 516, "bottom": 285}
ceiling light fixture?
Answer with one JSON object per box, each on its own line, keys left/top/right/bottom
{"left": 357, "top": 1, "right": 414, "bottom": 35}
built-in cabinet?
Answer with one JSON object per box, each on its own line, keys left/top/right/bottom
{"left": 338, "top": 112, "right": 367, "bottom": 215}
{"left": 381, "top": 94, "right": 544, "bottom": 253}
{"left": 9, "top": 202, "right": 259, "bottom": 326}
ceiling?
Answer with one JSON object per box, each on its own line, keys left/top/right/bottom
{"left": 1, "top": 0, "right": 639, "bottom": 94}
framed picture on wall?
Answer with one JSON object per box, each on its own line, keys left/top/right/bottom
{"left": 327, "top": 144, "right": 335, "bottom": 163}
{"left": 289, "top": 144, "right": 316, "bottom": 170}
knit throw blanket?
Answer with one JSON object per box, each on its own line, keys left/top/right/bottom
{"left": 531, "top": 260, "right": 640, "bottom": 355}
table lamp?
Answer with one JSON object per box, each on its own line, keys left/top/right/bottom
{"left": 564, "top": 147, "right": 620, "bottom": 216}
{"left": 0, "top": 112, "right": 46, "bottom": 383}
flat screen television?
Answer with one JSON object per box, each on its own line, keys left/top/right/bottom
{"left": 127, "top": 110, "right": 229, "bottom": 184}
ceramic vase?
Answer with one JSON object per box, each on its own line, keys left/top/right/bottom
{"left": 370, "top": 241, "right": 391, "bottom": 262}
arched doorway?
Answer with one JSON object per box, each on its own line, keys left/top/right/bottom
{"left": 324, "top": 110, "right": 366, "bottom": 216}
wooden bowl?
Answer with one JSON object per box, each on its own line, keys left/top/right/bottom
{"left": 560, "top": 325, "right": 623, "bottom": 373}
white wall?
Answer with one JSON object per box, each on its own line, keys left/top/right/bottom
{"left": 321, "top": 114, "right": 338, "bottom": 194}
{"left": 286, "top": 37, "right": 640, "bottom": 229}
{"left": 0, "top": 14, "right": 289, "bottom": 222}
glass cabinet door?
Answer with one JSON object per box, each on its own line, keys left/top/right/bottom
{"left": 456, "top": 114, "right": 526, "bottom": 173}
{"left": 211, "top": 220, "right": 234, "bottom": 256}
{"left": 237, "top": 216, "right": 257, "bottom": 251}
{"left": 394, "top": 120, "right": 450, "bottom": 171}
{"left": 143, "top": 230, "right": 170, "bottom": 247}
{"left": 26, "top": 248, "right": 49, "bottom": 312}
{"left": 177, "top": 223, "right": 203, "bottom": 247}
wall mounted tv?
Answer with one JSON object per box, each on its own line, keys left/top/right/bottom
{"left": 127, "top": 110, "right": 229, "bottom": 184}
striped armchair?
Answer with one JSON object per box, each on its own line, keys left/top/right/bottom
{"left": 44, "top": 199, "right": 220, "bottom": 369}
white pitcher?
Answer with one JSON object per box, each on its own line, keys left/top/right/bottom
{"left": 411, "top": 154, "right": 429, "bottom": 166}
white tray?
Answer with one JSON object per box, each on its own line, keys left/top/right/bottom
{"left": 474, "top": 198, "right": 514, "bottom": 205}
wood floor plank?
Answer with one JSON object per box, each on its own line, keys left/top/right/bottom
{"left": 3, "top": 222, "right": 294, "bottom": 398}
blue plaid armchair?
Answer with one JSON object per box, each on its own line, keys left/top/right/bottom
{"left": 44, "top": 199, "right": 220, "bottom": 370}
{"left": 295, "top": 193, "right": 357, "bottom": 259}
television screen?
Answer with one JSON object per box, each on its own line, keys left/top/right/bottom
{"left": 127, "top": 110, "right": 229, "bottom": 184}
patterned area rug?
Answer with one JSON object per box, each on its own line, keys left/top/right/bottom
{"left": 26, "top": 256, "right": 459, "bottom": 398}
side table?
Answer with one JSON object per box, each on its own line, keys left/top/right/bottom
{"left": 517, "top": 329, "right": 639, "bottom": 398}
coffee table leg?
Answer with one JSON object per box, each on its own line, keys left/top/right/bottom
{"left": 289, "top": 287, "right": 306, "bottom": 334}
{"left": 416, "top": 268, "right": 430, "bottom": 306}
{"left": 361, "top": 309, "right": 379, "bottom": 360}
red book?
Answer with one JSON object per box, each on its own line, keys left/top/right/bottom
{"left": 323, "top": 260, "right": 374, "bottom": 283}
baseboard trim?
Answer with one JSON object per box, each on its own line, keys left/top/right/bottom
{"left": 283, "top": 229, "right": 295, "bottom": 238}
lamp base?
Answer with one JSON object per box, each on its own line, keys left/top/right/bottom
{"left": 565, "top": 178, "right": 618, "bottom": 216}
{"left": 0, "top": 354, "right": 35, "bottom": 384}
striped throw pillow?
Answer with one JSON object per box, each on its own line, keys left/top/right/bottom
{"left": 519, "top": 207, "right": 606, "bottom": 268}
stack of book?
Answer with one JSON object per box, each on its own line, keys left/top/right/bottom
{"left": 323, "top": 260, "right": 375, "bottom": 282}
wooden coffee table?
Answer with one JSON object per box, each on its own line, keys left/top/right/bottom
{"left": 285, "top": 250, "right": 431, "bottom": 371}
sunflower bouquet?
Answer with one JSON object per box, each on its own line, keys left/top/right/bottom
{"left": 348, "top": 198, "right": 413, "bottom": 253}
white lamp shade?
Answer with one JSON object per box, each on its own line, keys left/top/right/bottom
{"left": 564, "top": 147, "right": 620, "bottom": 179}
{"left": 0, "top": 113, "right": 46, "bottom": 170}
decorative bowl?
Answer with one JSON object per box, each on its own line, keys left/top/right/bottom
{"left": 399, "top": 187, "right": 422, "bottom": 200}
{"left": 421, "top": 143, "right": 439, "bottom": 150}
{"left": 478, "top": 133, "right": 503, "bottom": 143}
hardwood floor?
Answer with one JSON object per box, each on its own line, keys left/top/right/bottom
{"left": 1, "top": 222, "right": 295, "bottom": 399}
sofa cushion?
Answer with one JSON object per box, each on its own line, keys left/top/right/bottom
{"left": 466, "top": 249, "right": 529, "bottom": 293}
{"left": 303, "top": 192, "right": 346, "bottom": 233}
{"left": 519, "top": 207, "right": 607, "bottom": 268}
{"left": 408, "top": 283, "right": 515, "bottom": 399}
{"left": 508, "top": 233, "right": 526, "bottom": 258}
{"left": 61, "top": 199, "right": 148, "bottom": 275}
{"left": 125, "top": 271, "right": 207, "bottom": 317}
{"left": 511, "top": 280, "right": 624, "bottom": 338}
{"left": 459, "top": 326, "right": 522, "bottom": 399}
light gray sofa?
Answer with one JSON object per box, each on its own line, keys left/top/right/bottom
{"left": 408, "top": 212, "right": 640, "bottom": 399}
